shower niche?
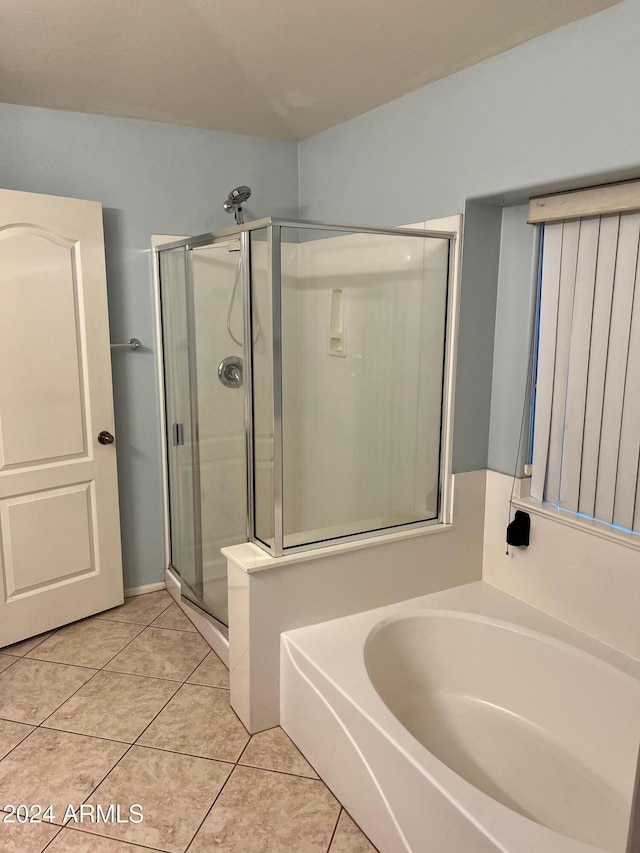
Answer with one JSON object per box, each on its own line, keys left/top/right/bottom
{"left": 157, "top": 218, "right": 456, "bottom": 629}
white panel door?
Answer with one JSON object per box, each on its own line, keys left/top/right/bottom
{"left": 0, "top": 188, "right": 124, "bottom": 646}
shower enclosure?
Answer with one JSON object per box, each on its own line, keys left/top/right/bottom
{"left": 157, "top": 218, "right": 455, "bottom": 629}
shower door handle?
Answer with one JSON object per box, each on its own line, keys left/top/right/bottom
{"left": 173, "top": 423, "right": 185, "bottom": 446}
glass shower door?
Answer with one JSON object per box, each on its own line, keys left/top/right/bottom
{"left": 159, "top": 239, "right": 248, "bottom": 628}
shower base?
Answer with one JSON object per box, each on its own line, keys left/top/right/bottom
{"left": 165, "top": 567, "right": 229, "bottom": 666}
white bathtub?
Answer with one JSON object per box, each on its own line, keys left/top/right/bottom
{"left": 280, "top": 582, "right": 640, "bottom": 853}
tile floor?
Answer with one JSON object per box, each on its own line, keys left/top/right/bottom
{"left": 0, "top": 591, "right": 377, "bottom": 853}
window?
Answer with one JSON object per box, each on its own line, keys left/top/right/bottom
{"left": 529, "top": 182, "right": 640, "bottom": 533}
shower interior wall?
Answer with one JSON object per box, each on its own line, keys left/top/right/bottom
{"left": 190, "top": 246, "right": 248, "bottom": 623}
{"left": 280, "top": 229, "right": 446, "bottom": 544}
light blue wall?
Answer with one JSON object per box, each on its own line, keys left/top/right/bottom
{"left": 0, "top": 103, "right": 298, "bottom": 589}
{"left": 453, "top": 202, "right": 502, "bottom": 472}
{"left": 300, "top": 0, "right": 640, "bottom": 220}
{"left": 299, "top": 0, "right": 640, "bottom": 471}
{"left": 488, "top": 205, "right": 539, "bottom": 475}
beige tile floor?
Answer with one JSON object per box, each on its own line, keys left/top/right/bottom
{"left": 0, "top": 591, "right": 377, "bottom": 853}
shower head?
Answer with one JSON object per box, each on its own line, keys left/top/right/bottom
{"left": 228, "top": 186, "right": 251, "bottom": 205}
{"left": 224, "top": 185, "right": 252, "bottom": 224}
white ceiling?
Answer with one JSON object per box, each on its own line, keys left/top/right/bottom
{"left": 0, "top": 0, "right": 621, "bottom": 140}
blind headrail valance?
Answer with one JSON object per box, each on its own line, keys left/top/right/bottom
{"left": 529, "top": 179, "right": 640, "bottom": 224}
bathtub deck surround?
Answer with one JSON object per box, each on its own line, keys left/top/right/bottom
{"left": 0, "top": 590, "right": 375, "bottom": 853}
{"left": 225, "top": 469, "right": 486, "bottom": 733}
{"left": 281, "top": 581, "right": 640, "bottom": 853}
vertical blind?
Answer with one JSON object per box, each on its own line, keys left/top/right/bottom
{"left": 531, "top": 211, "right": 640, "bottom": 532}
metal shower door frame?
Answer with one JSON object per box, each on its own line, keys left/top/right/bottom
{"left": 156, "top": 233, "right": 251, "bottom": 627}
{"left": 264, "top": 219, "right": 458, "bottom": 558}
{"left": 182, "top": 243, "right": 204, "bottom": 607}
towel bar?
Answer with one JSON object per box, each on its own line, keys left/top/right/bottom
{"left": 110, "top": 338, "right": 142, "bottom": 350}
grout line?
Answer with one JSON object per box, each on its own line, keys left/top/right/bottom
{"left": 30, "top": 667, "right": 103, "bottom": 727}
{"left": 94, "top": 619, "right": 202, "bottom": 675}
{"left": 129, "top": 659, "right": 214, "bottom": 749}
{"left": 37, "top": 725, "right": 137, "bottom": 747}
{"left": 188, "top": 680, "right": 229, "bottom": 689}
{"left": 183, "top": 764, "right": 238, "bottom": 853}
{"left": 147, "top": 623, "right": 199, "bottom": 634}
{"left": 99, "top": 634, "right": 209, "bottom": 684}
{"left": 17, "top": 657, "right": 101, "bottom": 673}
{"left": 0, "top": 715, "right": 36, "bottom": 729}
{"left": 58, "top": 823, "right": 166, "bottom": 851}
{"left": 94, "top": 611, "right": 172, "bottom": 629}
{"left": 34, "top": 821, "right": 64, "bottom": 852}
{"left": 127, "top": 741, "right": 238, "bottom": 766}
{"left": 176, "top": 649, "right": 212, "bottom": 685}
{"left": 0, "top": 630, "right": 57, "bottom": 658}
{"left": 94, "top": 669, "right": 184, "bottom": 685}
{"left": 236, "top": 759, "right": 320, "bottom": 781}
{"left": 173, "top": 680, "right": 249, "bottom": 736}
{"left": 235, "top": 732, "right": 253, "bottom": 766}
{"left": 132, "top": 686, "right": 196, "bottom": 745}
{"left": 325, "top": 807, "right": 343, "bottom": 852}
{"left": 228, "top": 698, "right": 250, "bottom": 737}
{"left": 342, "top": 807, "right": 381, "bottom": 852}
{"left": 144, "top": 624, "right": 204, "bottom": 635}
{"left": 99, "top": 665, "right": 193, "bottom": 684}
{"left": 92, "top": 590, "right": 176, "bottom": 630}
{"left": 116, "top": 653, "right": 201, "bottom": 748}
{"left": 94, "top": 624, "right": 148, "bottom": 670}
{"left": 161, "top": 681, "right": 227, "bottom": 695}
{"left": 0, "top": 723, "right": 39, "bottom": 763}
{"left": 93, "top": 616, "right": 162, "bottom": 626}
{"left": 13, "top": 618, "right": 148, "bottom": 672}
{"left": 76, "top": 741, "right": 136, "bottom": 814}
{"left": 0, "top": 657, "right": 19, "bottom": 675}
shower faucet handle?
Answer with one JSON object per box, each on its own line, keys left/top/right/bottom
{"left": 218, "top": 356, "right": 244, "bottom": 389}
